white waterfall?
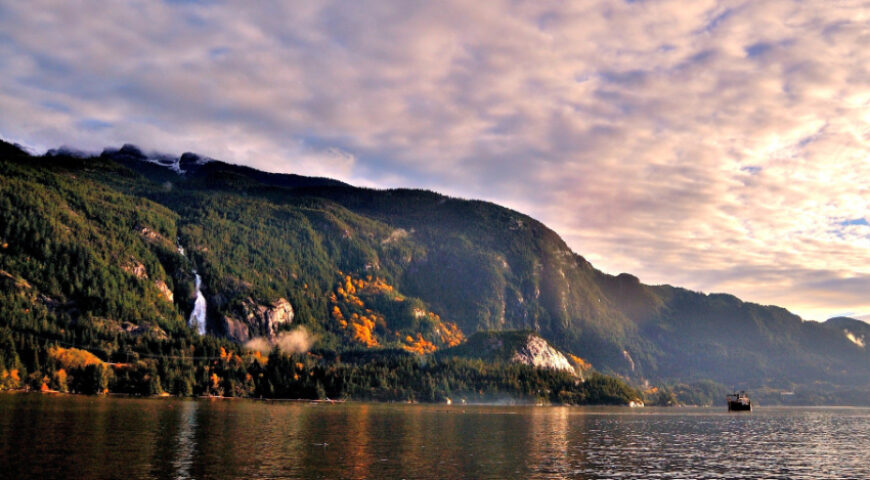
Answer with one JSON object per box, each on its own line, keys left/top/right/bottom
{"left": 189, "top": 272, "right": 207, "bottom": 335}
{"left": 178, "top": 240, "right": 206, "bottom": 335}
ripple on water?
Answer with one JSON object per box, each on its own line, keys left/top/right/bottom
{"left": 1, "top": 397, "right": 870, "bottom": 480}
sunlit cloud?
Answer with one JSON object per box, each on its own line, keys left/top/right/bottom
{"left": 1, "top": 0, "right": 868, "bottom": 321}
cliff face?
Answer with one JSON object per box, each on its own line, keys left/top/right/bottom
{"left": 511, "top": 334, "right": 575, "bottom": 374}
{"left": 250, "top": 298, "right": 295, "bottom": 338}
{"left": 221, "top": 298, "right": 294, "bottom": 342}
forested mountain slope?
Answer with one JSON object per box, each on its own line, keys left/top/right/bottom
{"left": 2, "top": 139, "right": 869, "bottom": 401}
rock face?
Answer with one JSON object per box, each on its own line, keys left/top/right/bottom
{"left": 512, "top": 334, "right": 576, "bottom": 374}
{"left": 122, "top": 259, "right": 148, "bottom": 279}
{"left": 221, "top": 297, "right": 294, "bottom": 342}
{"left": 119, "top": 259, "right": 173, "bottom": 303}
{"left": 154, "top": 280, "right": 173, "bottom": 303}
{"left": 222, "top": 316, "right": 251, "bottom": 343}
{"left": 444, "top": 330, "right": 584, "bottom": 377}
{"left": 120, "top": 321, "right": 168, "bottom": 341}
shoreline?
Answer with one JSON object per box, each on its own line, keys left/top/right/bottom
{"left": 0, "top": 389, "right": 632, "bottom": 407}
{"left": 7, "top": 390, "right": 870, "bottom": 408}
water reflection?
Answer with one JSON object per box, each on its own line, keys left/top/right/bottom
{"left": 527, "top": 407, "right": 572, "bottom": 478}
{"left": 172, "top": 401, "right": 197, "bottom": 480}
{"left": 3, "top": 396, "right": 870, "bottom": 479}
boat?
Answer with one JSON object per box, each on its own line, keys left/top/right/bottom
{"left": 726, "top": 391, "right": 752, "bottom": 411}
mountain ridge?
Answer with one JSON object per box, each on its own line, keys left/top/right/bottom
{"left": 2, "top": 138, "right": 869, "bottom": 402}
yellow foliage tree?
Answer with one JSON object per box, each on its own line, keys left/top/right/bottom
{"left": 49, "top": 346, "right": 104, "bottom": 370}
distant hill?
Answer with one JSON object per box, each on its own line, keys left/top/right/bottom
{"left": 2, "top": 138, "right": 870, "bottom": 402}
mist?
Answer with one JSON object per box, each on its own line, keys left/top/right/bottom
{"left": 244, "top": 326, "right": 315, "bottom": 355}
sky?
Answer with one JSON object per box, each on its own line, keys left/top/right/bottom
{"left": 0, "top": 0, "right": 868, "bottom": 322}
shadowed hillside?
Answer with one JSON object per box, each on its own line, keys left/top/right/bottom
{"left": 2, "top": 139, "right": 870, "bottom": 402}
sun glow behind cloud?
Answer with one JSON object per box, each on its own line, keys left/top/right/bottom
{"left": 0, "top": 0, "right": 868, "bottom": 321}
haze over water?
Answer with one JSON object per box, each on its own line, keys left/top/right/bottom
{"left": 2, "top": 395, "right": 868, "bottom": 479}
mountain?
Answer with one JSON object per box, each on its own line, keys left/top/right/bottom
{"left": 824, "top": 317, "right": 870, "bottom": 349}
{"left": 2, "top": 138, "right": 869, "bottom": 402}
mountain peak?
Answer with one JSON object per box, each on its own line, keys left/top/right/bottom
{"left": 98, "top": 144, "right": 214, "bottom": 174}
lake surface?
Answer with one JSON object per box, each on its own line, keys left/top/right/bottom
{"left": 1, "top": 394, "right": 869, "bottom": 479}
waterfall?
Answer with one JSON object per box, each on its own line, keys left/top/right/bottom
{"left": 178, "top": 239, "right": 206, "bottom": 335}
{"left": 189, "top": 272, "right": 207, "bottom": 335}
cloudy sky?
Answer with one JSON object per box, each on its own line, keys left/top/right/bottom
{"left": 1, "top": 0, "right": 868, "bottom": 321}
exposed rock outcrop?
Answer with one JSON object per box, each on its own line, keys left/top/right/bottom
{"left": 154, "top": 280, "right": 173, "bottom": 303}
{"left": 121, "top": 259, "right": 148, "bottom": 279}
{"left": 511, "top": 334, "right": 576, "bottom": 374}
{"left": 120, "top": 321, "right": 168, "bottom": 341}
{"left": 120, "top": 260, "right": 173, "bottom": 303}
{"left": 443, "top": 330, "right": 588, "bottom": 378}
{"left": 249, "top": 297, "right": 294, "bottom": 337}
{"left": 221, "top": 297, "right": 295, "bottom": 342}
{"left": 222, "top": 316, "right": 251, "bottom": 343}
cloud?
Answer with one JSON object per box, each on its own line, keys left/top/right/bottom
{"left": 1, "top": 0, "right": 868, "bottom": 321}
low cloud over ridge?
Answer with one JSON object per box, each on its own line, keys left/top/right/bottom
{"left": 1, "top": 0, "right": 868, "bottom": 321}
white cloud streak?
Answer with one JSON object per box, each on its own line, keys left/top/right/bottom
{"left": 1, "top": 0, "right": 868, "bottom": 321}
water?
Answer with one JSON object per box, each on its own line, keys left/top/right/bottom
{"left": 1, "top": 394, "right": 869, "bottom": 479}
{"left": 188, "top": 273, "right": 206, "bottom": 334}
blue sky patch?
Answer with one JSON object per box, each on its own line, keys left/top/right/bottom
{"left": 77, "top": 118, "right": 112, "bottom": 131}
{"left": 745, "top": 42, "right": 772, "bottom": 58}
{"left": 840, "top": 218, "right": 869, "bottom": 227}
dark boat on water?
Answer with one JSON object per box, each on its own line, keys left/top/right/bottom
{"left": 727, "top": 391, "right": 752, "bottom": 411}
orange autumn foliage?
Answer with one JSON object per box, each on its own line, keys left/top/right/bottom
{"left": 0, "top": 368, "right": 21, "bottom": 389}
{"left": 53, "top": 369, "right": 68, "bottom": 392}
{"left": 331, "top": 273, "right": 382, "bottom": 347}
{"left": 437, "top": 320, "right": 465, "bottom": 347}
{"left": 567, "top": 353, "right": 592, "bottom": 371}
{"left": 351, "top": 315, "right": 378, "bottom": 347}
{"left": 248, "top": 350, "right": 267, "bottom": 366}
{"left": 49, "top": 346, "right": 104, "bottom": 369}
{"left": 329, "top": 271, "right": 465, "bottom": 352}
{"left": 402, "top": 333, "right": 437, "bottom": 355}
